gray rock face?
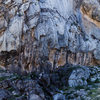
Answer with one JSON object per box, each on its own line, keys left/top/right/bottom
{"left": 0, "top": 89, "right": 11, "bottom": 100}
{"left": 29, "top": 94, "right": 42, "bottom": 100}
{"left": 0, "top": 0, "right": 100, "bottom": 71}
{"left": 53, "top": 93, "right": 65, "bottom": 100}
{"left": 68, "top": 65, "right": 100, "bottom": 87}
{"left": 68, "top": 66, "right": 90, "bottom": 87}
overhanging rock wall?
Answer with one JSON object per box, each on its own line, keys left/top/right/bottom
{"left": 0, "top": 0, "right": 100, "bottom": 72}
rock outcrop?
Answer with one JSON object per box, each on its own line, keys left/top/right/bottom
{"left": 0, "top": 0, "right": 100, "bottom": 72}
{"left": 0, "top": 64, "right": 100, "bottom": 100}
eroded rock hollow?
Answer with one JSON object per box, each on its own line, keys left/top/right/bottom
{"left": 0, "top": 0, "right": 100, "bottom": 72}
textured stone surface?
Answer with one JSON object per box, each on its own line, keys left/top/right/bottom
{"left": 68, "top": 66, "right": 90, "bottom": 87}
{"left": 0, "top": 89, "right": 11, "bottom": 100}
{"left": 53, "top": 93, "right": 65, "bottom": 100}
{"left": 0, "top": 65, "right": 100, "bottom": 99}
{"left": 0, "top": 0, "right": 100, "bottom": 72}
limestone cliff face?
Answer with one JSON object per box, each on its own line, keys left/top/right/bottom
{"left": 0, "top": 0, "right": 100, "bottom": 72}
